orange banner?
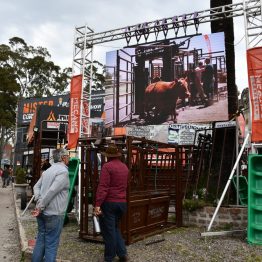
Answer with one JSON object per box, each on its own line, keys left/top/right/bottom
{"left": 82, "top": 100, "right": 89, "bottom": 134}
{"left": 68, "top": 75, "right": 82, "bottom": 149}
{"left": 247, "top": 47, "right": 262, "bottom": 142}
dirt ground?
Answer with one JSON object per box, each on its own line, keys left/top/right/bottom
{"left": 7, "top": 183, "right": 262, "bottom": 262}
{"left": 0, "top": 186, "right": 23, "bottom": 261}
{"left": 21, "top": 214, "right": 262, "bottom": 262}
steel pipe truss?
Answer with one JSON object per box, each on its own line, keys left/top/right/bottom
{"left": 243, "top": 0, "right": 262, "bottom": 48}
{"left": 72, "top": 25, "right": 94, "bottom": 136}
{"left": 72, "top": 0, "right": 262, "bottom": 137}
{"left": 74, "top": 0, "right": 261, "bottom": 47}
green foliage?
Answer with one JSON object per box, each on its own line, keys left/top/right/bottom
{"left": 0, "top": 37, "right": 71, "bottom": 99}
{"left": 14, "top": 167, "right": 27, "bottom": 184}
{"left": 183, "top": 199, "right": 206, "bottom": 212}
{"left": 0, "top": 37, "right": 72, "bottom": 147}
{"left": 84, "top": 60, "right": 105, "bottom": 92}
{"left": 0, "top": 64, "right": 19, "bottom": 128}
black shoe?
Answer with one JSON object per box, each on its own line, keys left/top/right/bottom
{"left": 119, "top": 255, "right": 129, "bottom": 262}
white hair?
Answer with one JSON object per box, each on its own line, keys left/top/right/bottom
{"left": 52, "top": 148, "right": 69, "bottom": 163}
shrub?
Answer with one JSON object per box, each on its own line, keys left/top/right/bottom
{"left": 183, "top": 199, "right": 206, "bottom": 212}
{"left": 14, "top": 167, "right": 27, "bottom": 184}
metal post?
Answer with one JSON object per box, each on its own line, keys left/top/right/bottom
{"left": 21, "top": 195, "right": 35, "bottom": 217}
{"left": 79, "top": 25, "right": 88, "bottom": 137}
{"left": 207, "top": 133, "right": 250, "bottom": 231}
{"left": 235, "top": 120, "right": 239, "bottom": 205}
{"left": 88, "top": 46, "right": 94, "bottom": 136}
{"left": 243, "top": 0, "right": 249, "bottom": 48}
{"left": 78, "top": 25, "right": 88, "bottom": 224}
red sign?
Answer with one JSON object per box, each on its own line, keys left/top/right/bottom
{"left": 47, "top": 122, "right": 60, "bottom": 129}
{"left": 68, "top": 75, "right": 83, "bottom": 149}
{"left": 247, "top": 47, "right": 262, "bottom": 142}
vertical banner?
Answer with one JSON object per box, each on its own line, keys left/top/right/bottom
{"left": 82, "top": 100, "right": 89, "bottom": 134}
{"left": 68, "top": 75, "right": 82, "bottom": 149}
{"left": 247, "top": 47, "right": 262, "bottom": 142}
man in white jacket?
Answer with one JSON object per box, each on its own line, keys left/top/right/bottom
{"left": 32, "top": 148, "right": 70, "bottom": 262}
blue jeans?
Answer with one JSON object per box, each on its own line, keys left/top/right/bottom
{"left": 32, "top": 214, "right": 64, "bottom": 262}
{"left": 100, "top": 202, "right": 127, "bottom": 262}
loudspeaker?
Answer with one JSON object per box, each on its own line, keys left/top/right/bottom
{"left": 210, "top": 0, "right": 238, "bottom": 116}
{"left": 210, "top": 0, "right": 233, "bottom": 33}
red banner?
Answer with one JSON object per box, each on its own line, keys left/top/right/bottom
{"left": 82, "top": 100, "right": 89, "bottom": 134}
{"left": 68, "top": 75, "right": 82, "bottom": 149}
{"left": 247, "top": 47, "right": 262, "bottom": 142}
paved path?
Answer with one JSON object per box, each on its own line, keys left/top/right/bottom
{"left": 0, "top": 185, "right": 22, "bottom": 261}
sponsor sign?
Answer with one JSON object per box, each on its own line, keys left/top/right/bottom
{"left": 35, "top": 106, "right": 69, "bottom": 128}
{"left": 47, "top": 122, "right": 60, "bottom": 129}
{"left": 247, "top": 47, "right": 262, "bottom": 142}
{"left": 68, "top": 75, "right": 82, "bottom": 149}
{"left": 168, "top": 123, "right": 212, "bottom": 145}
{"left": 17, "top": 95, "right": 69, "bottom": 125}
{"left": 90, "top": 89, "right": 105, "bottom": 118}
{"left": 215, "top": 121, "right": 236, "bottom": 128}
{"left": 27, "top": 105, "right": 69, "bottom": 143}
{"left": 126, "top": 125, "right": 169, "bottom": 143}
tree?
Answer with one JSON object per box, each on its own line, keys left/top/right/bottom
{"left": 0, "top": 37, "right": 72, "bottom": 157}
{"left": 84, "top": 60, "right": 106, "bottom": 91}
{"left": 0, "top": 65, "right": 20, "bottom": 160}
{"left": 0, "top": 37, "right": 71, "bottom": 99}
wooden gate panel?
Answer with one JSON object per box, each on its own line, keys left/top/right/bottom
{"left": 122, "top": 191, "right": 170, "bottom": 244}
{"left": 79, "top": 137, "right": 183, "bottom": 244}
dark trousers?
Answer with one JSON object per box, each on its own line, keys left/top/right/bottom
{"left": 100, "top": 202, "right": 127, "bottom": 262}
{"left": 2, "top": 176, "right": 9, "bottom": 187}
{"left": 203, "top": 81, "right": 214, "bottom": 100}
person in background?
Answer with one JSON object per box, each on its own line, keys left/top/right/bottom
{"left": 94, "top": 144, "right": 129, "bottom": 262}
{"left": 202, "top": 58, "right": 214, "bottom": 103}
{"left": 2, "top": 166, "right": 10, "bottom": 188}
{"left": 57, "top": 97, "right": 63, "bottom": 107}
{"left": 8, "top": 167, "right": 13, "bottom": 185}
{"left": 41, "top": 159, "right": 51, "bottom": 171}
{"left": 0, "top": 167, "right": 3, "bottom": 186}
{"left": 194, "top": 61, "right": 208, "bottom": 106}
{"left": 0, "top": 167, "right": 3, "bottom": 181}
{"left": 32, "top": 148, "right": 70, "bottom": 262}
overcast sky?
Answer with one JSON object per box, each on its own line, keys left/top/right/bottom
{"left": 0, "top": 0, "right": 247, "bottom": 92}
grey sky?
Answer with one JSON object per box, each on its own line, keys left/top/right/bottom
{"left": 0, "top": 0, "right": 247, "bottom": 91}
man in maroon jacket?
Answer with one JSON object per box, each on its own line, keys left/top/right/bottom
{"left": 94, "top": 144, "right": 129, "bottom": 262}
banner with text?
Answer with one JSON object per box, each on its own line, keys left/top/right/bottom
{"left": 247, "top": 47, "right": 262, "bottom": 142}
{"left": 17, "top": 95, "right": 69, "bottom": 125}
{"left": 168, "top": 123, "right": 212, "bottom": 145}
{"left": 126, "top": 125, "right": 169, "bottom": 143}
{"left": 68, "top": 75, "right": 82, "bottom": 149}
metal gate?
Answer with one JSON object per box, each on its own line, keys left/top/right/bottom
{"left": 104, "top": 49, "right": 135, "bottom": 126}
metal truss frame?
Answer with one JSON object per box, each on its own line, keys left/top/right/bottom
{"left": 243, "top": 0, "right": 262, "bottom": 48}
{"left": 75, "top": 0, "right": 261, "bottom": 46}
{"left": 72, "top": 0, "right": 262, "bottom": 137}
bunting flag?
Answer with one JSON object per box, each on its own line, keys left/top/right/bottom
{"left": 68, "top": 75, "right": 83, "bottom": 149}
{"left": 247, "top": 47, "right": 262, "bottom": 142}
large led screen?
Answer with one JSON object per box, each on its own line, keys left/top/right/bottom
{"left": 104, "top": 32, "right": 228, "bottom": 127}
